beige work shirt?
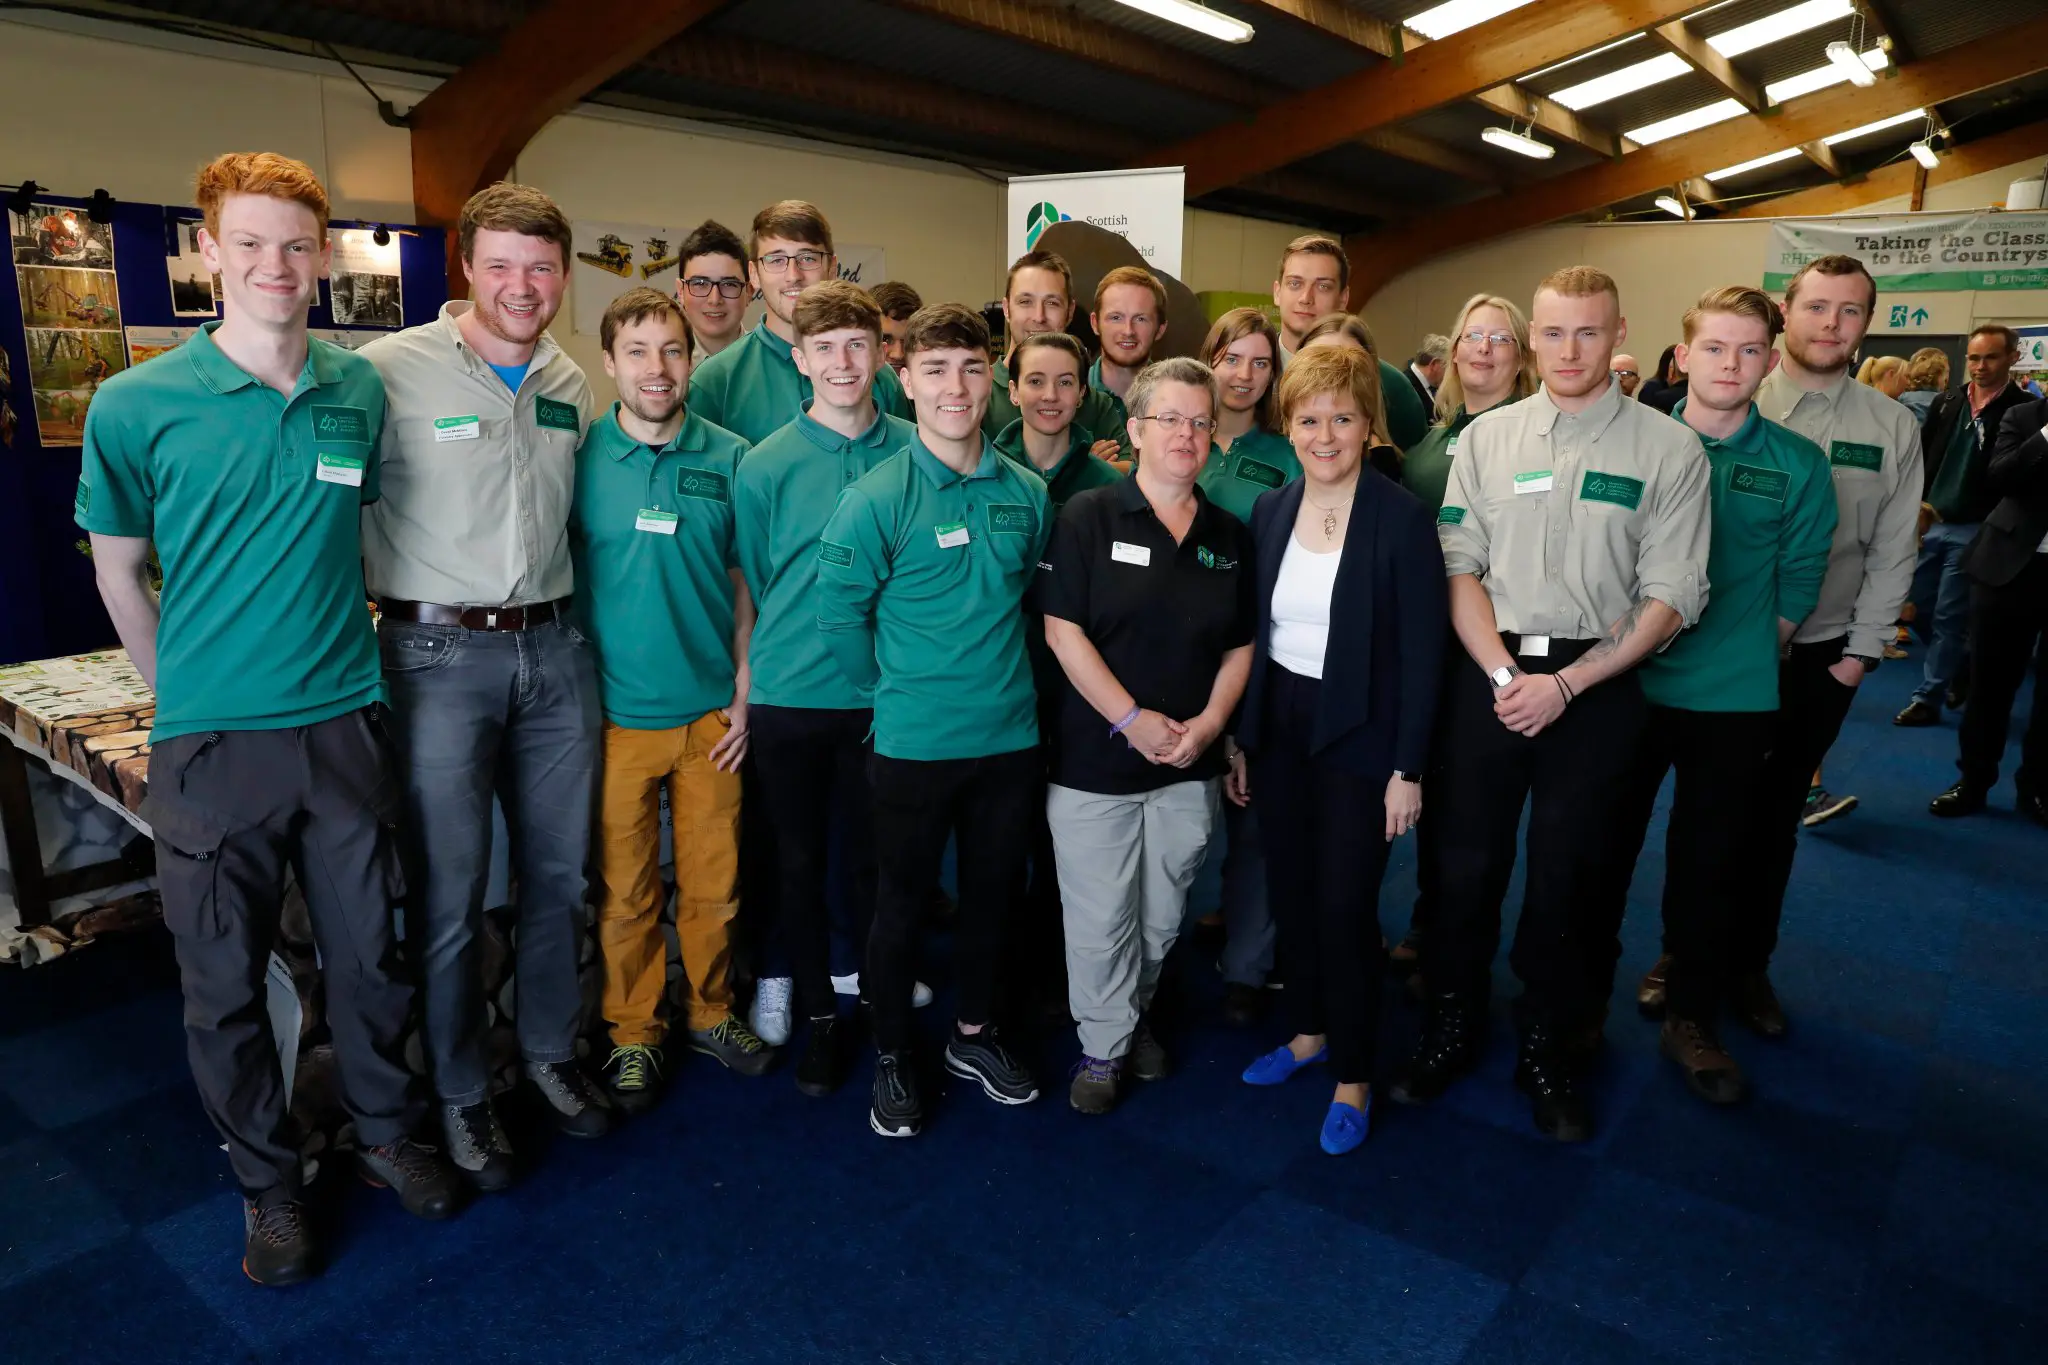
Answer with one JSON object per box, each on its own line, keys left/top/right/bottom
{"left": 1755, "top": 366, "right": 1923, "bottom": 660}
{"left": 1439, "top": 380, "right": 1711, "bottom": 638}
{"left": 359, "top": 302, "right": 595, "bottom": 607}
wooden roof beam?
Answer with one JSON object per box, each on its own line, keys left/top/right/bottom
{"left": 1648, "top": 18, "right": 1765, "bottom": 111}
{"left": 1342, "top": 15, "right": 2048, "bottom": 300}
{"left": 1725, "top": 116, "right": 2048, "bottom": 218}
{"left": 1799, "top": 138, "right": 1842, "bottom": 178}
{"left": 1470, "top": 83, "right": 1630, "bottom": 159}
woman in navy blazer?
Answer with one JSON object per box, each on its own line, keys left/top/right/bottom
{"left": 1228, "top": 346, "right": 1449, "bottom": 1154}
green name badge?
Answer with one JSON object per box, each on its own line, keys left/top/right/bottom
{"left": 986, "top": 503, "right": 1037, "bottom": 536}
{"left": 1438, "top": 505, "right": 1467, "bottom": 525}
{"left": 818, "top": 539, "right": 855, "bottom": 568}
{"left": 315, "top": 451, "right": 366, "bottom": 487}
{"left": 676, "top": 468, "right": 730, "bottom": 503}
{"left": 1579, "top": 470, "right": 1644, "bottom": 510}
{"left": 311, "top": 404, "right": 371, "bottom": 443}
{"left": 1729, "top": 463, "right": 1789, "bottom": 502}
{"left": 1829, "top": 440, "right": 1883, "bottom": 472}
{"left": 535, "top": 396, "right": 579, "bottom": 432}
{"left": 1234, "top": 457, "right": 1285, "bottom": 489}
{"left": 73, "top": 479, "right": 89, "bottom": 517}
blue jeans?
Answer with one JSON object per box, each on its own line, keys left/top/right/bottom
{"left": 380, "top": 619, "right": 600, "bottom": 1105}
{"left": 1911, "top": 520, "right": 1979, "bottom": 704}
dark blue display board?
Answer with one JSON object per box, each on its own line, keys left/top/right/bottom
{"left": 0, "top": 195, "right": 447, "bottom": 665}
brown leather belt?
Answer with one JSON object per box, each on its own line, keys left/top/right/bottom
{"left": 378, "top": 597, "right": 568, "bottom": 632}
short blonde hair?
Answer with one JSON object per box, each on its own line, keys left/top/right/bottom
{"left": 1276, "top": 343, "right": 1385, "bottom": 445}
{"left": 195, "top": 152, "right": 330, "bottom": 242}
{"left": 1858, "top": 355, "right": 1905, "bottom": 388}
{"left": 1093, "top": 265, "right": 1167, "bottom": 317}
{"left": 1277, "top": 234, "right": 1349, "bottom": 291}
{"left": 1536, "top": 265, "right": 1620, "bottom": 304}
{"left": 1438, "top": 292, "right": 1534, "bottom": 421}
{"left": 1127, "top": 356, "right": 1218, "bottom": 423}
{"left": 1682, "top": 285, "right": 1783, "bottom": 344}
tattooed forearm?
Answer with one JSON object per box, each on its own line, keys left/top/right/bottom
{"left": 1575, "top": 598, "right": 1651, "bottom": 670}
{"left": 1558, "top": 597, "right": 1681, "bottom": 692}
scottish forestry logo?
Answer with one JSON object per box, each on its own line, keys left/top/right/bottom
{"left": 1025, "top": 201, "right": 1071, "bottom": 249}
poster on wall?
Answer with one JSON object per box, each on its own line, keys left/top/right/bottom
{"left": 9, "top": 202, "right": 123, "bottom": 446}
{"left": 328, "top": 228, "right": 404, "bottom": 328}
{"left": 0, "top": 345, "right": 15, "bottom": 448}
{"left": 1764, "top": 211, "right": 2048, "bottom": 293}
{"left": 125, "top": 325, "right": 200, "bottom": 367}
{"left": 164, "top": 221, "right": 221, "bottom": 318}
{"left": 1007, "top": 167, "right": 1185, "bottom": 278}
{"left": 571, "top": 221, "right": 681, "bottom": 335}
{"left": 2016, "top": 325, "right": 2048, "bottom": 373}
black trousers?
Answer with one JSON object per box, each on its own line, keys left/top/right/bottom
{"left": 731, "top": 756, "right": 778, "bottom": 993}
{"left": 1016, "top": 752, "right": 1069, "bottom": 1011}
{"left": 748, "top": 704, "right": 875, "bottom": 1021}
{"left": 1958, "top": 555, "right": 2048, "bottom": 795}
{"left": 1608, "top": 705, "right": 1775, "bottom": 1021}
{"left": 1745, "top": 636, "right": 1860, "bottom": 975}
{"left": 1423, "top": 636, "right": 1647, "bottom": 1026}
{"left": 143, "top": 708, "right": 420, "bottom": 1197}
{"left": 866, "top": 748, "right": 1037, "bottom": 1053}
{"left": 1248, "top": 667, "right": 1391, "bottom": 1084}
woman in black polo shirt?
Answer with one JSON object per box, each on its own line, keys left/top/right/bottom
{"left": 1232, "top": 345, "right": 1447, "bottom": 1155}
{"left": 1033, "top": 356, "right": 1256, "bottom": 1116}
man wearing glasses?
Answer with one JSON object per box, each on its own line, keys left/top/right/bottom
{"left": 689, "top": 200, "right": 911, "bottom": 445}
{"left": 673, "top": 220, "right": 749, "bottom": 362}
{"left": 1612, "top": 354, "right": 1642, "bottom": 399}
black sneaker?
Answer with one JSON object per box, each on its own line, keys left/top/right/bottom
{"left": 440, "top": 1099, "right": 515, "bottom": 1193}
{"left": 943, "top": 1026, "right": 1040, "bottom": 1105}
{"left": 242, "top": 1187, "right": 318, "bottom": 1287}
{"left": 689, "top": 1016, "right": 777, "bottom": 1077}
{"left": 870, "top": 1050, "right": 923, "bottom": 1138}
{"left": 357, "top": 1136, "right": 459, "bottom": 1219}
{"left": 795, "top": 1015, "right": 845, "bottom": 1097}
{"left": 526, "top": 1060, "right": 615, "bottom": 1139}
{"left": 603, "top": 1044, "right": 665, "bottom": 1117}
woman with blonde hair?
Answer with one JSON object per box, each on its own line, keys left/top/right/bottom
{"left": 1401, "top": 293, "right": 1536, "bottom": 510}
{"left": 1857, "top": 354, "right": 1908, "bottom": 398}
{"left": 1901, "top": 346, "right": 1950, "bottom": 421}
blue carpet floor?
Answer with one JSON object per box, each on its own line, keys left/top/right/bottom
{"left": 2, "top": 657, "right": 2043, "bottom": 1364}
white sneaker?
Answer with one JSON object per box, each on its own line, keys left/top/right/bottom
{"left": 750, "top": 976, "right": 793, "bottom": 1047}
{"left": 832, "top": 972, "right": 934, "bottom": 1008}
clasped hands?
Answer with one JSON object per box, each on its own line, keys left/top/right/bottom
{"left": 1121, "top": 708, "right": 1218, "bottom": 769}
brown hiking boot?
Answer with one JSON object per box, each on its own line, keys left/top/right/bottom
{"left": 1661, "top": 1016, "right": 1747, "bottom": 1105}
{"left": 1637, "top": 954, "right": 1672, "bottom": 1019}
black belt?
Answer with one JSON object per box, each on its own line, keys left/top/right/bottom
{"left": 377, "top": 597, "right": 568, "bottom": 632}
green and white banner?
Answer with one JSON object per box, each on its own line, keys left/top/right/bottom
{"left": 1763, "top": 212, "right": 2048, "bottom": 293}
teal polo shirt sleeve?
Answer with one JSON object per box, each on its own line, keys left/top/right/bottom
{"left": 77, "top": 389, "right": 154, "bottom": 538}
{"left": 1380, "top": 359, "right": 1428, "bottom": 450}
{"left": 814, "top": 483, "right": 891, "bottom": 693}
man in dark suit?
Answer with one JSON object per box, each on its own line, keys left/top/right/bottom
{"left": 1929, "top": 397, "right": 2048, "bottom": 825}
{"left": 1406, "top": 334, "right": 1448, "bottom": 411}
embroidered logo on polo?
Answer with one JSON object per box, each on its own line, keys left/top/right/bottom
{"left": 1579, "top": 471, "right": 1644, "bottom": 509}
{"left": 311, "top": 405, "right": 371, "bottom": 443}
{"left": 1729, "top": 463, "right": 1788, "bottom": 502}
{"left": 535, "top": 396, "right": 580, "bottom": 432}
{"left": 676, "top": 468, "right": 731, "bottom": 502}
{"left": 1438, "top": 506, "right": 1467, "bottom": 525}
{"left": 1196, "top": 546, "right": 1238, "bottom": 571}
{"left": 1828, "top": 440, "right": 1883, "bottom": 472}
{"left": 74, "top": 480, "right": 90, "bottom": 517}
{"left": 986, "top": 503, "right": 1037, "bottom": 536}
{"left": 1233, "top": 457, "right": 1285, "bottom": 489}
{"left": 818, "top": 540, "right": 855, "bottom": 567}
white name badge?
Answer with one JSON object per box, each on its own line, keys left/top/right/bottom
{"left": 935, "top": 522, "right": 971, "bottom": 550}
{"left": 1518, "top": 634, "right": 1551, "bottom": 657}
{"left": 1111, "top": 541, "right": 1152, "bottom": 567}
{"left": 315, "top": 452, "right": 365, "bottom": 486}
{"left": 434, "top": 415, "right": 482, "bottom": 442}
{"left": 1514, "top": 469, "right": 1554, "bottom": 495}
{"left": 635, "top": 508, "right": 678, "bottom": 535}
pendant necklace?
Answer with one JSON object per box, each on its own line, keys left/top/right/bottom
{"left": 1305, "top": 489, "right": 1355, "bottom": 541}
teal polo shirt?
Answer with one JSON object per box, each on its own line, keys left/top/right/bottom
{"left": 1075, "top": 358, "right": 1133, "bottom": 464}
{"left": 983, "top": 358, "right": 1021, "bottom": 439}
{"left": 992, "top": 418, "right": 1121, "bottom": 511}
{"left": 1379, "top": 359, "right": 1428, "bottom": 450}
{"left": 570, "top": 404, "right": 749, "bottom": 729}
{"left": 1401, "top": 407, "right": 1478, "bottom": 510}
{"left": 815, "top": 434, "right": 1052, "bottom": 760}
{"left": 1196, "top": 425, "right": 1300, "bottom": 521}
{"left": 690, "top": 320, "right": 911, "bottom": 445}
{"left": 736, "top": 403, "right": 916, "bottom": 709}
{"left": 75, "top": 324, "right": 384, "bottom": 742}
{"left": 1644, "top": 402, "right": 1838, "bottom": 713}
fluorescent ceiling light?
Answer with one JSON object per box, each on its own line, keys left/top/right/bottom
{"left": 1110, "top": 0, "right": 1254, "bottom": 43}
{"left": 1909, "top": 140, "right": 1942, "bottom": 170}
{"left": 1824, "top": 39, "right": 1878, "bottom": 87}
{"left": 1767, "top": 46, "right": 1888, "bottom": 101}
{"left": 1551, "top": 52, "right": 1692, "bottom": 111}
{"left": 1708, "top": 0, "right": 1853, "bottom": 58}
{"left": 1654, "top": 194, "right": 1693, "bottom": 219}
{"left": 1823, "top": 109, "right": 1925, "bottom": 145}
{"left": 1482, "top": 125, "right": 1556, "bottom": 159}
{"left": 1704, "top": 147, "right": 1805, "bottom": 181}
{"left": 1526, "top": 35, "right": 1642, "bottom": 82}
{"left": 1406, "top": 0, "right": 1537, "bottom": 41}
{"left": 1626, "top": 99, "right": 1745, "bottom": 145}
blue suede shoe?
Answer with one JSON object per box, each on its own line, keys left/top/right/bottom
{"left": 1320, "top": 1096, "right": 1371, "bottom": 1154}
{"left": 1241, "top": 1044, "right": 1327, "bottom": 1086}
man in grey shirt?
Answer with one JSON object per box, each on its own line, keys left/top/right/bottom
{"left": 361, "top": 183, "right": 610, "bottom": 1191}
{"left": 1739, "top": 254, "right": 1922, "bottom": 1038}
{"left": 1395, "top": 266, "right": 1710, "bottom": 1145}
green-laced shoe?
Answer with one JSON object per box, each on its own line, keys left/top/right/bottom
{"left": 602, "top": 1044, "right": 665, "bottom": 1117}
{"left": 688, "top": 1016, "right": 777, "bottom": 1077}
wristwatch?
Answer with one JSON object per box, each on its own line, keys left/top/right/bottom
{"left": 1844, "top": 653, "right": 1878, "bottom": 672}
{"left": 1392, "top": 769, "right": 1417, "bottom": 783}
{"left": 1489, "top": 665, "right": 1516, "bottom": 689}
